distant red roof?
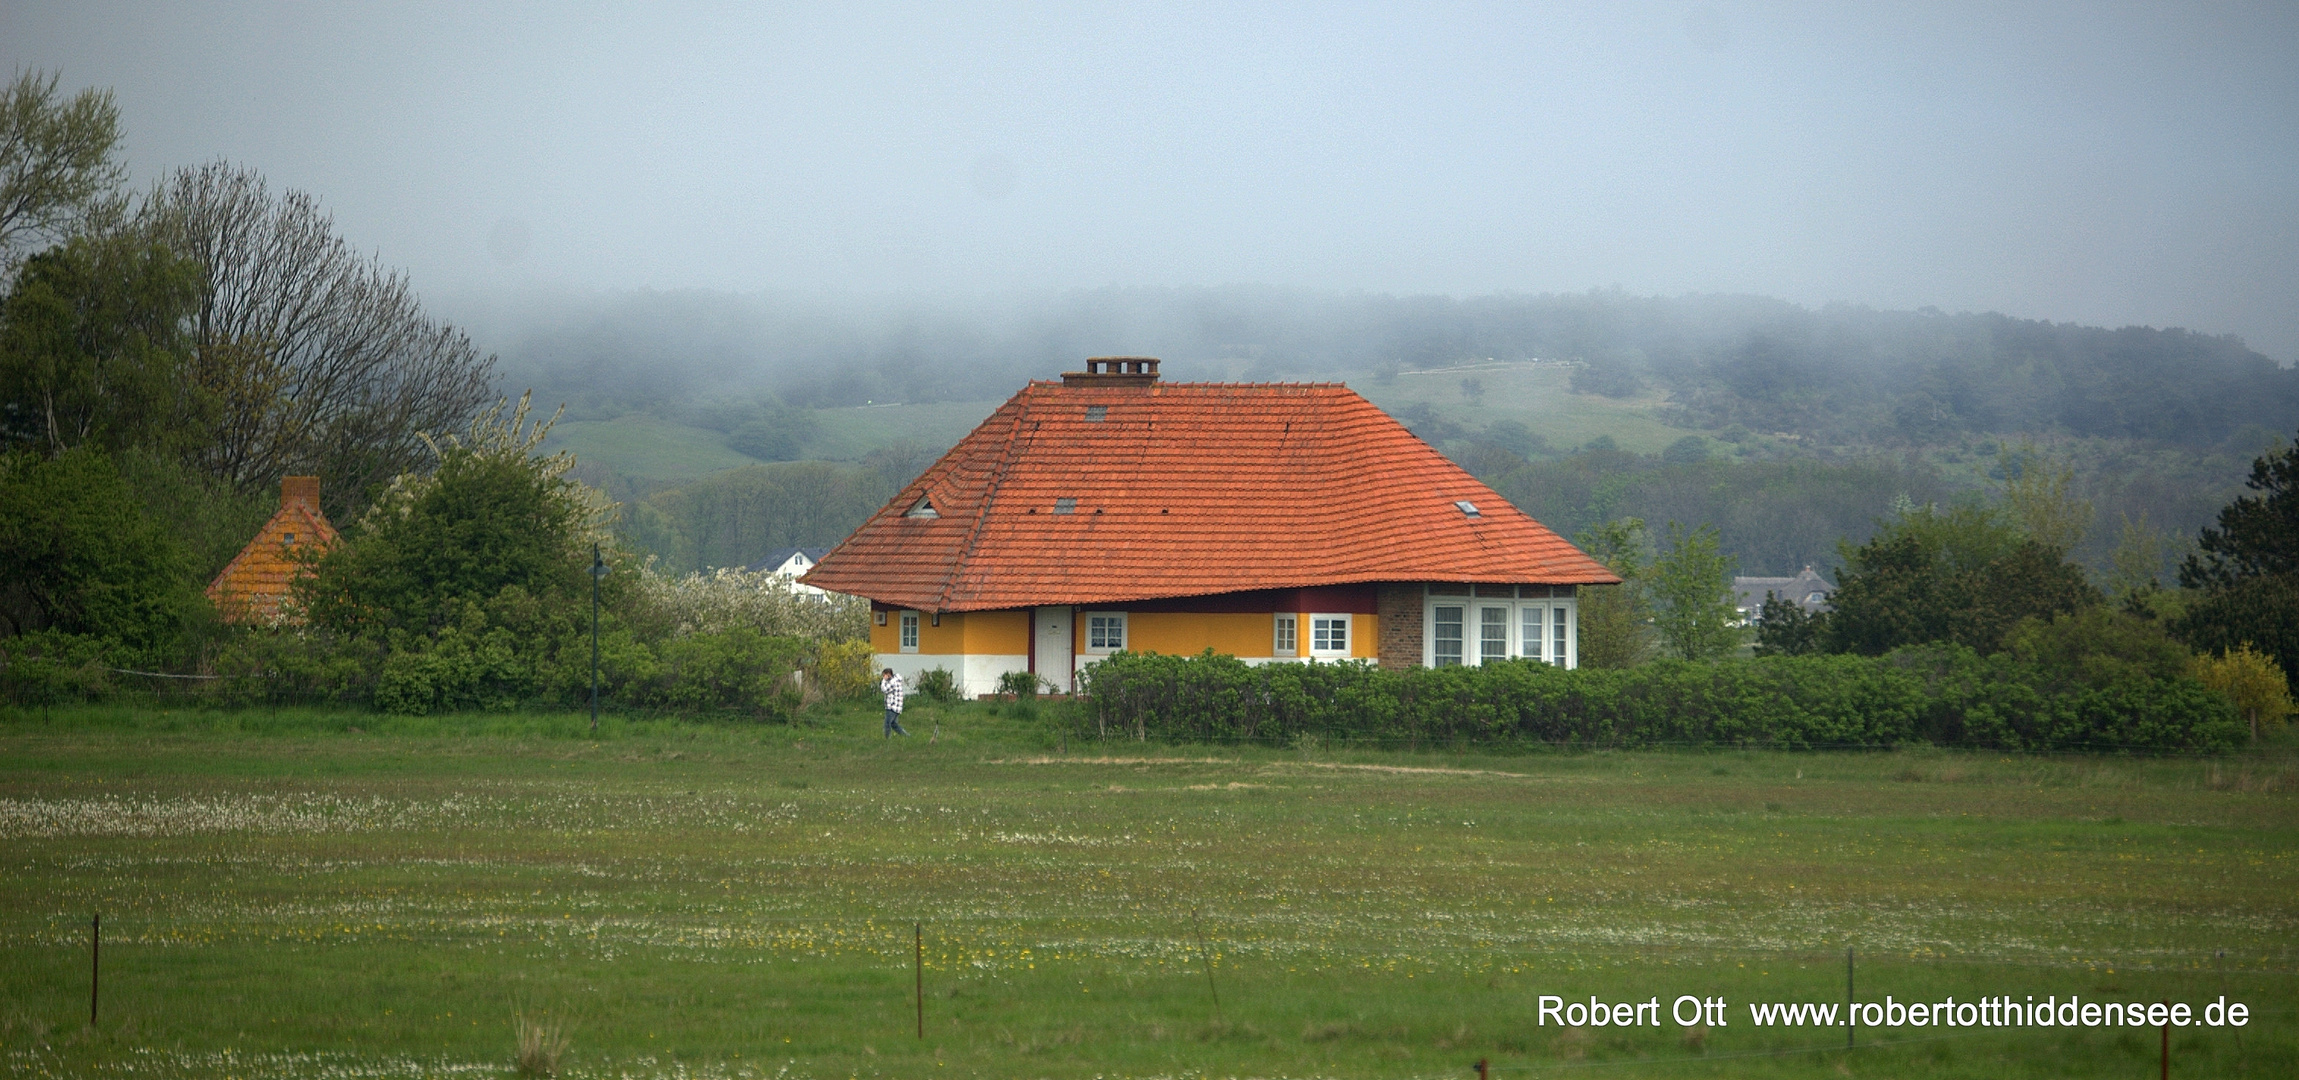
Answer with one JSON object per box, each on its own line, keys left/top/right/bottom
{"left": 803, "top": 375, "right": 1619, "bottom": 612}
{"left": 207, "top": 476, "right": 340, "bottom": 624}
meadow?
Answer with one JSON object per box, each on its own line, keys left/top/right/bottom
{"left": 2, "top": 701, "right": 2294, "bottom": 1079}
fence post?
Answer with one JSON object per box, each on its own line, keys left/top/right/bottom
{"left": 915, "top": 922, "right": 924, "bottom": 1040}
{"left": 90, "top": 912, "right": 100, "bottom": 1026}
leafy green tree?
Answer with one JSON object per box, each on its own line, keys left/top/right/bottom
{"left": 302, "top": 396, "right": 611, "bottom": 638}
{"left": 1647, "top": 522, "right": 1740, "bottom": 661}
{"left": 2005, "top": 607, "right": 2191, "bottom": 690}
{"left": 1752, "top": 594, "right": 1823, "bottom": 656}
{"left": 1996, "top": 440, "right": 2090, "bottom": 553}
{"left": 0, "top": 235, "right": 204, "bottom": 455}
{"left": 2190, "top": 645, "right": 2294, "bottom": 739}
{"left": 1572, "top": 518, "right": 1651, "bottom": 668}
{"left": 1824, "top": 504, "right": 2097, "bottom": 656}
{"left": 0, "top": 446, "right": 197, "bottom": 651}
{"left": 1, "top": 70, "right": 125, "bottom": 277}
{"left": 2176, "top": 431, "right": 2299, "bottom": 682}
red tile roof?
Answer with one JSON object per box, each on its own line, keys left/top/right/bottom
{"left": 803, "top": 377, "right": 1619, "bottom": 611}
{"left": 207, "top": 477, "right": 340, "bottom": 624}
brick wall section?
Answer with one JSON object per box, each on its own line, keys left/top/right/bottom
{"left": 1376, "top": 583, "right": 1424, "bottom": 670}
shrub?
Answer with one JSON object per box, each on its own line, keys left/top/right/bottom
{"left": 2191, "top": 645, "right": 2295, "bottom": 737}
{"left": 633, "top": 628, "right": 806, "bottom": 721}
{"left": 914, "top": 667, "right": 959, "bottom": 703}
{"left": 1072, "top": 648, "right": 2241, "bottom": 754}
{"left": 997, "top": 669, "right": 1046, "bottom": 701}
{"left": 808, "top": 639, "right": 875, "bottom": 702}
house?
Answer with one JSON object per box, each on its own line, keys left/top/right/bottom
{"left": 800, "top": 358, "right": 1619, "bottom": 695}
{"left": 207, "top": 476, "right": 339, "bottom": 624}
{"left": 744, "top": 547, "right": 832, "bottom": 596}
{"left": 1733, "top": 566, "right": 1833, "bottom": 623}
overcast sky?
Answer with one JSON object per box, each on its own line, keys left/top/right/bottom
{"left": 8, "top": 2, "right": 2297, "bottom": 360}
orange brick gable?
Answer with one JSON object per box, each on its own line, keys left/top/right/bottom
{"left": 802, "top": 366, "right": 1619, "bottom": 612}
{"left": 207, "top": 476, "right": 341, "bottom": 624}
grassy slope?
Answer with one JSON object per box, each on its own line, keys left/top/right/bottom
{"left": 6, "top": 706, "right": 2291, "bottom": 1079}
{"left": 1353, "top": 362, "right": 1693, "bottom": 455}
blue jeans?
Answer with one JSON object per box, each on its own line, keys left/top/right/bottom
{"left": 884, "top": 709, "right": 908, "bottom": 736}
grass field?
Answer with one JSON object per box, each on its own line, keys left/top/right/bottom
{"left": 3, "top": 702, "right": 2294, "bottom": 1079}
{"left": 1353, "top": 362, "right": 1693, "bottom": 455}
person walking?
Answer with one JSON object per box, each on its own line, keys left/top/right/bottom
{"left": 880, "top": 668, "right": 910, "bottom": 737}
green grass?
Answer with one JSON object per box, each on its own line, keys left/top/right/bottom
{"left": 3, "top": 702, "right": 2294, "bottom": 1078}
{"left": 1354, "top": 361, "right": 1696, "bottom": 454}
{"left": 542, "top": 415, "right": 762, "bottom": 481}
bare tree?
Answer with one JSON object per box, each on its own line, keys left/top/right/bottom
{"left": 141, "top": 162, "right": 497, "bottom": 518}
{"left": 0, "top": 70, "right": 125, "bottom": 279}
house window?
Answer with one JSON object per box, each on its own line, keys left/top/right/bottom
{"left": 1273, "top": 614, "right": 1297, "bottom": 657}
{"left": 1428, "top": 592, "right": 1577, "bottom": 668}
{"left": 899, "top": 611, "right": 920, "bottom": 653}
{"left": 1480, "top": 606, "right": 1510, "bottom": 664}
{"left": 1310, "top": 615, "right": 1350, "bottom": 657}
{"left": 1432, "top": 606, "right": 1464, "bottom": 667}
{"left": 875, "top": 610, "right": 888, "bottom": 626}
{"left": 1086, "top": 612, "right": 1126, "bottom": 652}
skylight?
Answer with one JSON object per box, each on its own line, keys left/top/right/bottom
{"left": 1455, "top": 500, "right": 1481, "bottom": 517}
{"left": 1054, "top": 497, "right": 1078, "bottom": 514}
{"left": 1085, "top": 405, "right": 1108, "bottom": 422}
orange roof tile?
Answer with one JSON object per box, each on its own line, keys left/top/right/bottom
{"left": 207, "top": 477, "right": 340, "bottom": 624}
{"left": 802, "top": 376, "right": 1619, "bottom": 611}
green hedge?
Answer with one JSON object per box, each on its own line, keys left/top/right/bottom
{"left": 1074, "top": 646, "right": 2243, "bottom": 753}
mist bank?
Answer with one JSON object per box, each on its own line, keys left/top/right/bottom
{"left": 454, "top": 285, "right": 2297, "bottom": 451}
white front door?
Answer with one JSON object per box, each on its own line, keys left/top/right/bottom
{"left": 1033, "top": 606, "right": 1074, "bottom": 692}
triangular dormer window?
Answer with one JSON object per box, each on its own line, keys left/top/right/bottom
{"left": 904, "top": 496, "right": 939, "bottom": 519}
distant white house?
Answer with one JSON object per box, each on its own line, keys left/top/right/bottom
{"left": 1733, "top": 566, "right": 1833, "bottom": 624}
{"left": 745, "top": 547, "right": 833, "bottom": 597}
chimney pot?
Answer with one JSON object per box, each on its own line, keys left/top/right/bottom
{"left": 1062, "top": 356, "right": 1161, "bottom": 387}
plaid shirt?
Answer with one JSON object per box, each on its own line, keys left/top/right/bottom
{"left": 881, "top": 673, "right": 905, "bottom": 713}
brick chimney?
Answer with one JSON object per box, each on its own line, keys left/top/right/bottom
{"left": 282, "top": 475, "right": 320, "bottom": 511}
{"left": 1061, "top": 356, "right": 1161, "bottom": 387}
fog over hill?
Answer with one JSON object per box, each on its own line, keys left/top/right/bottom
{"left": 460, "top": 285, "right": 2296, "bottom": 452}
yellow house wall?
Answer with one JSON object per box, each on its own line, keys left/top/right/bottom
{"left": 872, "top": 609, "right": 1031, "bottom": 657}
{"left": 1121, "top": 612, "right": 1280, "bottom": 658}
{"left": 962, "top": 609, "right": 1029, "bottom": 654}
{"left": 875, "top": 607, "right": 1377, "bottom": 663}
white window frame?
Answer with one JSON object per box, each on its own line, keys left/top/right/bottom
{"left": 1430, "top": 604, "right": 1466, "bottom": 667}
{"left": 1273, "top": 613, "right": 1298, "bottom": 657}
{"left": 1477, "top": 603, "right": 1513, "bottom": 665}
{"left": 1424, "top": 589, "right": 1577, "bottom": 668}
{"left": 1084, "top": 611, "right": 1127, "bottom": 654}
{"left": 899, "top": 611, "right": 920, "bottom": 653}
{"left": 1309, "top": 614, "right": 1352, "bottom": 658}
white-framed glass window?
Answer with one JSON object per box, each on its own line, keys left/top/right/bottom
{"left": 1426, "top": 587, "right": 1576, "bottom": 668}
{"left": 1432, "top": 605, "right": 1465, "bottom": 666}
{"left": 1310, "top": 614, "right": 1351, "bottom": 658}
{"left": 1085, "top": 612, "right": 1126, "bottom": 652}
{"left": 1273, "top": 614, "right": 1297, "bottom": 657}
{"left": 899, "top": 611, "right": 920, "bottom": 653}
{"left": 1479, "top": 605, "right": 1511, "bottom": 664}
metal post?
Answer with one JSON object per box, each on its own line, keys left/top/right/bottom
{"left": 1193, "top": 908, "right": 1221, "bottom": 1019}
{"left": 915, "top": 922, "right": 924, "bottom": 1039}
{"left": 90, "top": 912, "right": 99, "bottom": 1026}
{"left": 1845, "top": 947, "right": 1854, "bottom": 1049}
{"left": 590, "top": 544, "right": 603, "bottom": 735}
